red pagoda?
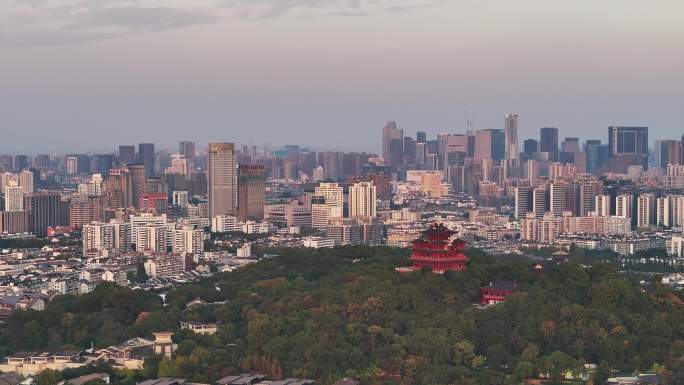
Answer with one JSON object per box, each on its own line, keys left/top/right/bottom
{"left": 396, "top": 223, "right": 468, "bottom": 274}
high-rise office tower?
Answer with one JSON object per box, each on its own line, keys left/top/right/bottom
{"left": 523, "top": 139, "right": 539, "bottom": 154}
{"left": 138, "top": 143, "right": 156, "bottom": 177}
{"left": 349, "top": 181, "right": 377, "bottom": 219}
{"left": 584, "top": 140, "right": 609, "bottom": 174}
{"left": 382, "top": 121, "right": 403, "bottom": 170}
{"left": 127, "top": 164, "right": 146, "bottom": 210}
{"left": 118, "top": 145, "right": 136, "bottom": 165}
{"left": 439, "top": 134, "right": 468, "bottom": 172}
{"left": 178, "top": 141, "right": 196, "bottom": 160}
{"left": 561, "top": 137, "right": 580, "bottom": 153}
{"left": 505, "top": 113, "right": 519, "bottom": 161}
{"left": 238, "top": 164, "right": 266, "bottom": 221}
{"left": 416, "top": 131, "right": 427, "bottom": 144}
{"left": 608, "top": 126, "right": 648, "bottom": 168}
{"left": 207, "top": 143, "right": 237, "bottom": 218}
{"left": 637, "top": 193, "right": 655, "bottom": 228}
{"left": 540, "top": 127, "right": 559, "bottom": 161}
{"left": 474, "top": 129, "right": 505, "bottom": 161}
{"left": 654, "top": 139, "right": 682, "bottom": 168}
{"left": 23, "top": 191, "right": 65, "bottom": 237}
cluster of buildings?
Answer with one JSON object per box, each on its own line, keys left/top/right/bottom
{"left": 0, "top": 117, "right": 682, "bottom": 303}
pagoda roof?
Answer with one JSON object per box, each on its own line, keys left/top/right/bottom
{"left": 481, "top": 281, "right": 518, "bottom": 291}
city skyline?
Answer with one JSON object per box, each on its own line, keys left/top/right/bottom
{"left": 2, "top": 0, "right": 683, "bottom": 153}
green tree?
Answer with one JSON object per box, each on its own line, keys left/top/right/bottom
{"left": 35, "top": 369, "right": 63, "bottom": 385}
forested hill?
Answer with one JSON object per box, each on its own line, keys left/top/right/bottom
{"left": 2, "top": 246, "right": 684, "bottom": 385}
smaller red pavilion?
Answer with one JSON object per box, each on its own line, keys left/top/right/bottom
{"left": 480, "top": 281, "right": 518, "bottom": 305}
{"left": 396, "top": 223, "right": 468, "bottom": 274}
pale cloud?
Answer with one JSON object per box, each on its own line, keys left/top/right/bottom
{"left": 0, "top": 0, "right": 444, "bottom": 46}
{"left": 0, "top": 0, "right": 217, "bottom": 46}
{"left": 220, "top": 0, "right": 444, "bottom": 19}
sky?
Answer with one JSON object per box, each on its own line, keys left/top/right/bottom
{"left": 1, "top": 0, "right": 683, "bottom": 154}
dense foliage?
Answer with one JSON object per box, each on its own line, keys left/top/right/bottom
{"left": 2, "top": 246, "right": 684, "bottom": 384}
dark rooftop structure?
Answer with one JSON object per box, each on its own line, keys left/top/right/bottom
{"left": 138, "top": 378, "right": 188, "bottom": 385}
{"left": 216, "top": 374, "right": 266, "bottom": 385}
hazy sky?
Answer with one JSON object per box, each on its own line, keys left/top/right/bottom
{"left": 1, "top": 0, "right": 683, "bottom": 154}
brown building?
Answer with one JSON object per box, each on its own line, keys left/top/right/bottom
{"left": 0, "top": 211, "right": 30, "bottom": 235}
{"left": 23, "top": 191, "right": 66, "bottom": 237}
{"left": 127, "top": 164, "right": 146, "bottom": 210}
{"left": 207, "top": 143, "right": 237, "bottom": 218}
{"left": 103, "top": 168, "right": 132, "bottom": 209}
{"left": 238, "top": 164, "right": 266, "bottom": 221}
{"left": 69, "top": 196, "right": 104, "bottom": 229}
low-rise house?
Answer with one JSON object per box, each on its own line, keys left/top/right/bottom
{"left": 91, "top": 338, "right": 155, "bottom": 369}
{"left": 180, "top": 321, "right": 217, "bottom": 335}
{"left": 0, "top": 350, "right": 83, "bottom": 377}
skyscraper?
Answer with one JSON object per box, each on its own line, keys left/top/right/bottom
{"left": 118, "top": 145, "right": 136, "bottom": 165}
{"left": 138, "top": 143, "right": 156, "bottom": 177}
{"left": 348, "top": 181, "right": 377, "bottom": 219}
{"left": 238, "top": 164, "right": 266, "bottom": 221}
{"left": 103, "top": 168, "right": 132, "bottom": 209}
{"left": 523, "top": 139, "right": 539, "bottom": 154}
{"left": 178, "top": 141, "right": 196, "bottom": 160}
{"left": 608, "top": 126, "right": 648, "bottom": 168}
{"left": 207, "top": 143, "right": 237, "bottom": 218}
{"left": 127, "top": 164, "right": 146, "bottom": 210}
{"left": 540, "top": 127, "right": 559, "bottom": 161}
{"left": 561, "top": 137, "right": 580, "bottom": 153}
{"left": 23, "top": 191, "right": 65, "bottom": 237}
{"left": 504, "top": 113, "right": 519, "bottom": 161}
{"left": 474, "top": 129, "right": 505, "bottom": 161}
{"left": 382, "top": 121, "right": 403, "bottom": 170}
{"left": 584, "top": 140, "right": 609, "bottom": 174}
